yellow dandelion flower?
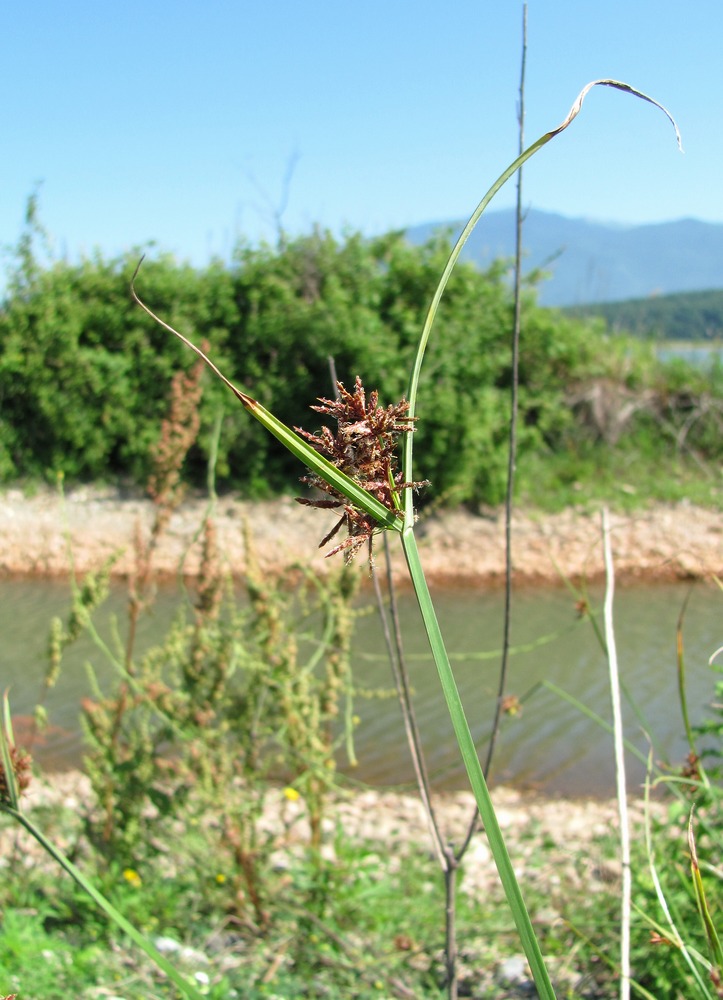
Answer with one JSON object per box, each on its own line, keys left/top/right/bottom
{"left": 122, "top": 868, "right": 142, "bottom": 887}
{"left": 283, "top": 786, "right": 300, "bottom": 802}
{"left": 215, "top": 873, "right": 226, "bottom": 885}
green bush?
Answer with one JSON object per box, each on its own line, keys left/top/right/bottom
{"left": 1, "top": 212, "right": 720, "bottom": 506}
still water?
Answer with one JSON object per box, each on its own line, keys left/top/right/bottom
{"left": 1, "top": 578, "right": 720, "bottom": 797}
{"left": 657, "top": 342, "right": 723, "bottom": 368}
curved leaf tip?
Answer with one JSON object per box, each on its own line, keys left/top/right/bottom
{"left": 551, "top": 78, "right": 683, "bottom": 151}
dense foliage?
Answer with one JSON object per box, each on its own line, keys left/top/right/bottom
{"left": 1, "top": 212, "right": 721, "bottom": 507}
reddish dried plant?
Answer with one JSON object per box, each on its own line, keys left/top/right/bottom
{"left": 146, "top": 348, "right": 207, "bottom": 533}
{"left": 296, "top": 376, "right": 427, "bottom": 561}
{"left": 127, "top": 349, "right": 207, "bottom": 667}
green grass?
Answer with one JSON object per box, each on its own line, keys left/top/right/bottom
{"left": 0, "top": 908, "right": 127, "bottom": 999}
{"left": 3, "top": 792, "right": 718, "bottom": 999}
{"left": 518, "top": 448, "right": 722, "bottom": 513}
{"left": 0, "top": 802, "right": 566, "bottom": 998}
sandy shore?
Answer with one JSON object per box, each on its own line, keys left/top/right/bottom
{"left": 0, "top": 486, "right": 720, "bottom": 586}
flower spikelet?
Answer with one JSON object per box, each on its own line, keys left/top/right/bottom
{"left": 295, "top": 377, "right": 427, "bottom": 561}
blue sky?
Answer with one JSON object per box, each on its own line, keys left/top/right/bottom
{"left": 1, "top": 1, "right": 720, "bottom": 270}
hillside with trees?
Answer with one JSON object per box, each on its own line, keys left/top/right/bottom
{"left": 565, "top": 288, "right": 723, "bottom": 342}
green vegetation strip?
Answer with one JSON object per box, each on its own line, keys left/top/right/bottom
{"left": 1, "top": 805, "right": 206, "bottom": 1000}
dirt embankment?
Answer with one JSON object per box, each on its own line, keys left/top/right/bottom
{"left": 0, "top": 487, "right": 720, "bottom": 587}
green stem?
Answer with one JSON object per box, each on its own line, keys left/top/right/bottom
{"left": 400, "top": 526, "right": 556, "bottom": 999}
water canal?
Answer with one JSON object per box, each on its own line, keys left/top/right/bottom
{"left": 2, "top": 577, "right": 720, "bottom": 797}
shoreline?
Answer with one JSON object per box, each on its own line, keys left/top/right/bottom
{"left": 0, "top": 486, "right": 720, "bottom": 587}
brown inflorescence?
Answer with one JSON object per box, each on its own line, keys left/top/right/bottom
{"left": 295, "top": 377, "right": 427, "bottom": 562}
{"left": 0, "top": 743, "right": 32, "bottom": 805}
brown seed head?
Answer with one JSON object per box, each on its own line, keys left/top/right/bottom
{"left": 296, "top": 377, "right": 427, "bottom": 561}
{"left": 0, "top": 744, "right": 32, "bottom": 804}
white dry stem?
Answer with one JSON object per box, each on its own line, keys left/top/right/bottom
{"left": 601, "top": 507, "right": 631, "bottom": 1000}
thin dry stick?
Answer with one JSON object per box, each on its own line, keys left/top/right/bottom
{"left": 484, "top": 0, "right": 527, "bottom": 782}
{"left": 459, "top": 0, "right": 528, "bottom": 860}
{"left": 601, "top": 507, "right": 631, "bottom": 1000}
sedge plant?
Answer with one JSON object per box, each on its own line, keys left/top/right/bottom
{"left": 364, "top": 14, "right": 530, "bottom": 995}
{"left": 129, "top": 78, "right": 681, "bottom": 1000}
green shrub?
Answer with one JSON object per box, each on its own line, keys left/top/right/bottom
{"left": 1, "top": 207, "right": 720, "bottom": 506}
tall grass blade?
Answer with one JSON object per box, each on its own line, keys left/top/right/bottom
{"left": 1, "top": 804, "right": 206, "bottom": 1000}
{"left": 642, "top": 766, "right": 716, "bottom": 998}
{"left": 0, "top": 691, "right": 20, "bottom": 811}
{"left": 676, "top": 591, "right": 709, "bottom": 790}
{"left": 542, "top": 680, "right": 659, "bottom": 769}
{"left": 401, "top": 527, "right": 555, "bottom": 999}
{"left": 401, "top": 79, "right": 681, "bottom": 507}
{"left": 688, "top": 813, "right": 723, "bottom": 972}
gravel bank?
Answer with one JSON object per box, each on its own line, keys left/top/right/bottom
{"left": 6, "top": 771, "right": 664, "bottom": 899}
{"left": 0, "top": 486, "right": 720, "bottom": 586}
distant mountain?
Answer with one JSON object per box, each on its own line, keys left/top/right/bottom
{"left": 405, "top": 209, "right": 723, "bottom": 307}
